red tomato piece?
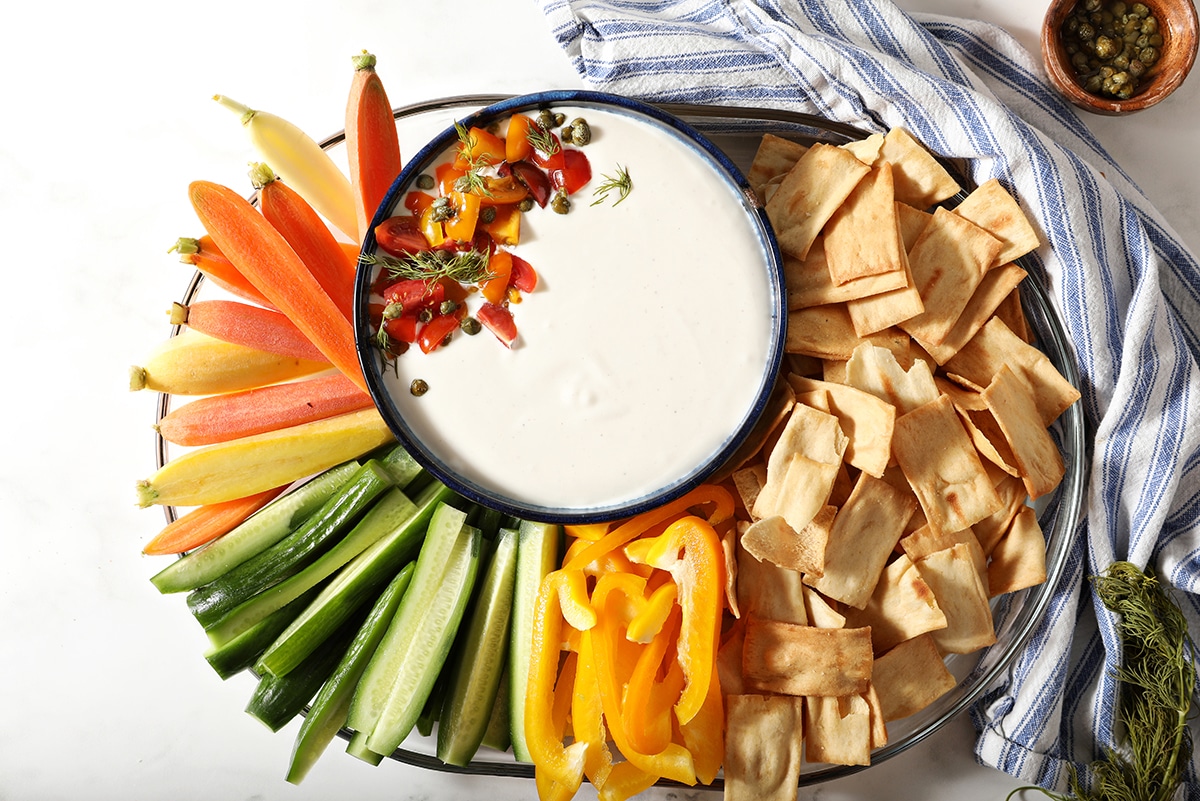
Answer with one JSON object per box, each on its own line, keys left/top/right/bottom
{"left": 509, "top": 255, "right": 538, "bottom": 293}
{"left": 404, "top": 191, "right": 435, "bottom": 216}
{"left": 384, "top": 312, "right": 420, "bottom": 344}
{"left": 418, "top": 314, "right": 460, "bottom": 354}
{"left": 510, "top": 160, "right": 552, "bottom": 208}
{"left": 375, "top": 216, "right": 431, "bottom": 257}
{"left": 477, "top": 302, "right": 518, "bottom": 348}
{"left": 551, "top": 149, "right": 592, "bottom": 195}
{"left": 382, "top": 279, "right": 445, "bottom": 312}
{"left": 531, "top": 134, "right": 565, "bottom": 172}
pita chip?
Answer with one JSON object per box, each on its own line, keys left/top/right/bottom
{"left": 987, "top": 506, "right": 1047, "bottom": 596}
{"left": 872, "top": 633, "right": 958, "bottom": 721}
{"left": 877, "top": 127, "right": 961, "bottom": 208}
{"left": 824, "top": 163, "right": 906, "bottom": 283}
{"left": 804, "top": 694, "right": 873, "bottom": 766}
{"left": 844, "top": 553, "right": 947, "bottom": 654}
{"left": 742, "top": 616, "right": 873, "bottom": 697}
{"left": 915, "top": 542, "right": 997, "bottom": 654}
{"left": 725, "top": 694, "right": 805, "bottom": 801}
{"left": 748, "top": 133, "right": 810, "bottom": 200}
{"left": 766, "top": 142, "right": 871, "bottom": 260}
{"left": 952, "top": 178, "right": 1041, "bottom": 267}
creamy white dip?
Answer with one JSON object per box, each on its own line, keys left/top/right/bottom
{"left": 373, "top": 103, "right": 778, "bottom": 515}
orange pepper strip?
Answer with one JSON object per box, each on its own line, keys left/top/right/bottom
{"left": 589, "top": 574, "right": 697, "bottom": 786}
{"left": 598, "top": 761, "right": 660, "bottom": 801}
{"left": 678, "top": 654, "right": 725, "bottom": 786}
{"left": 625, "top": 581, "right": 678, "bottom": 645}
{"left": 564, "top": 484, "right": 734, "bottom": 573}
{"left": 526, "top": 570, "right": 591, "bottom": 791}
{"left": 623, "top": 606, "right": 682, "bottom": 755}
{"left": 573, "top": 633, "right": 614, "bottom": 789}
{"left": 634, "top": 515, "right": 724, "bottom": 726}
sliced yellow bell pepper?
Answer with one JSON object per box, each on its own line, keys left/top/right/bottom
{"left": 631, "top": 515, "right": 724, "bottom": 726}
{"left": 526, "top": 569, "right": 592, "bottom": 792}
{"left": 564, "top": 484, "right": 734, "bottom": 573}
{"left": 573, "top": 633, "right": 614, "bottom": 789}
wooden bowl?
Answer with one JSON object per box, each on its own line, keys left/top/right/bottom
{"left": 1042, "top": 0, "right": 1198, "bottom": 114}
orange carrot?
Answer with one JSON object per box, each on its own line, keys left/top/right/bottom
{"left": 346, "top": 51, "right": 402, "bottom": 242}
{"left": 188, "top": 180, "right": 368, "bottom": 392}
{"left": 251, "top": 163, "right": 358, "bottom": 323}
{"left": 142, "top": 486, "right": 285, "bottom": 555}
{"left": 170, "top": 299, "right": 329, "bottom": 363}
{"left": 156, "top": 372, "right": 373, "bottom": 447}
{"left": 170, "top": 236, "right": 277, "bottom": 310}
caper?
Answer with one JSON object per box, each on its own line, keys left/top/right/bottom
{"left": 416, "top": 173, "right": 435, "bottom": 190}
{"left": 1110, "top": 70, "right": 1130, "bottom": 86}
{"left": 553, "top": 112, "right": 566, "bottom": 126}
{"left": 431, "top": 196, "right": 454, "bottom": 222}
{"left": 1129, "top": 58, "right": 1147, "bottom": 76}
{"left": 1141, "top": 16, "right": 1158, "bottom": 33}
{"left": 1113, "top": 52, "right": 1130, "bottom": 69}
{"left": 460, "top": 317, "right": 482, "bottom": 336}
{"left": 1073, "top": 50, "right": 1091, "bottom": 70}
{"left": 517, "top": 198, "right": 535, "bottom": 212}
{"left": 536, "top": 109, "right": 556, "bottom": 130}
{"left": 1140, "top": 46, "right": 1158, "bottom": 64}
{"left": 1111, "top": 1, "right": 1126, "bottom": 15}
{"left": 418, "top": 308, "right": 433, "bottom": 323}
{"left": 1084, "top": 0, "right": 1101, "bottom": 10}
{"left": 1078, "top": 21, "right": 1096, "bottom": 39}
{"left": 1067, "top": 41, "right": 1080, "bottom": 55}
{"left": 550, "top": 190, "right": 570, "bottom": 215}
{"left": 1132, "top": 2, "right": 1149, "bottom": 16}
{"left": 1116, "top": 84, "right": 1135, "bottom": 99}
{"left": 1149, "top": 33, "right": 1163, "bottom": 46}
{"left": 1095, "top": 35, "right": 1118, "bottom": 57}
{"left": 1086, "top": 74, "right": 1105, "bottom": 91}
{"left": 382, "top": 301, "right": 404, "bottom": 320}
{"left": 439, "top": 300, "right": 458, "bottom": 316}
{"left": 479, "top": 206, "right": 497, "bottom": 224}
{"left": 560, "top": 125, "right": 575, "bottom": 145}
{"left": 410, "top": 379, "right": 429, "bottom": 397}
{"left": 1099, "top": 64, "right": 1116, "bottom": 78}
{"left": 1135, "top": 33, "right": 1150, "bottom": 48}
{"left": 569, "top": 118, "right": 592, "bottom": 145}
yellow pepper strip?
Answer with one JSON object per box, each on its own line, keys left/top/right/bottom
{"left": 526, "top": 570, "right": 591, "bottom": 792}
{"left": 678, "top": 653, "right": 725, "bottom": 785}
{"left": 589, "top": 574, "right": 697, "bottom": 786}
{"left": 555, "top": 568, "right": 597, "bottom": 633}
{"left": 623, "top": 607, "right": 682, "bottom": 755}
{"left": 535, "top": 768, "right": 578, "bottom": 801}
{"left": 625, "top": 580, "right": 678, "bottom": 645}
{"left": 635, "top": 515, "right": 724, "bottom": 725}
{"left": 598, "top": 761, "right": 660, "bottom": 801}
{"left": 552, "top": 650, "right": 578, "bottom": 742}
{"left": 565, "top": 522, "right": 611, "bottom": 542}
{"left": 564, "top": 484, "right": 734, "bottom": 573}
{"left": 573, "top": 632, "right": 614, "bottom": 789}
{"left": 566, "top": 534, "right": 651, "bottom": 579}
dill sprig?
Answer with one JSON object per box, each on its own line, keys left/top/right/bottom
{"left": 590, "top": 164, "right": 633, "bottom": 207}
{"left": 1007, "top": 561, "right": 1195, "bottom": 801}
{"left": 527, "top": 122, "right": 561, "bottom": 158}
{"left": 363, "top": 248, "right": 494, "bottom": 286}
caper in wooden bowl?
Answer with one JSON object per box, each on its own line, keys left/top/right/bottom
{"left": 1042, "top": 0, "right": 1197, "bottom": 114}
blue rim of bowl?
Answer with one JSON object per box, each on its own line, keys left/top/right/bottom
{"left": 353, "top": 90, "right": 787, "bottom": 524}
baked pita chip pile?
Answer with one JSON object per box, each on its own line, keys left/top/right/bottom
{"left": 715, "top": 128, "right": 1078, "bottom": 781}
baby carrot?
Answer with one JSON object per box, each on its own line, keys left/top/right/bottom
{"left": 170, "top": 236, "right": 277, "bottom": 310}
{"left": 251, "top": 163, "right": 357, "bottom": 323}
{"left": 188, "top": 180, "right": 367, "bottom": 392}
{"left": 142, "top": 487, "right": 286, "bottom": 555}
{"left": 346, "top": 51, "right": 402, "bottom": 242}
{"left": 157, "top": 373, "right": 374, "bottom": 447}
{"left": 171, "top": 299, "right": 329, "bottom": 363}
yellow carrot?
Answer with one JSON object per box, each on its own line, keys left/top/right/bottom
{"left": 214, "top": 94, "right": 358, "bottom": 242}
{"left": 129, "top": 328, "right": 329, "bottom": 395}
{"left": 135, "top": 408, "right": 394, "bottom": 508}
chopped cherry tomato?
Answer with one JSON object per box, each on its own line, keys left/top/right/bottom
{"left": 551, "top": 149, "right": 592, "bottom": 195}
{"left": 506, "top": 114, "right": 536, "bottom": 163}
{"left": 481, "top": 250, "right": 514, "bottom": 305}
{"left": 404, "top": 191, "right": 435, "bottom": 216}
{"left": 454, "top": 126, "right": 506, "bottom": 170}
{"left": 477, "top": 302, "right": 518, "bottom": 348}
{"left": 482, "top": 205, "right": 521, "bottom": 246}
{"left": 510, "top": 255, "right": 538, "bottom": 293}
{"left": 510, "top": 160, "right": 552, "bottom": 208}
{"left": 479, "top": 174, "right": 529, "bottom": 206}
{"left": 418, "top": 314, "right": 460, "bottom": 354}
{"left": 444, "top": 191, "right": 481, "bottom": 242}
{"left": 384, "top": 312, "right": 420, "bottom": 344}
{"left": 383, "top": 279, "right": 445, "bottom": 312}
{"left": 375, "top": 216, "right": 431, "bottom": 257}
{"left": 531, "top": 133, "right": 565, "bottom": 172}
{"left": 436, "top": 163, "right": 466, "bottom": 196}
{"left": 436, "top": 276, "right": 470, "bottom": 305}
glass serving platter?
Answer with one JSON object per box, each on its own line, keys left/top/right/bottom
{"left": 154, "top": 94, "right": 1088, "bottom": 789}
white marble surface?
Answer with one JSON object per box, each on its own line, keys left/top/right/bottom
{"left": 1, "top": 1, "right": 1195, "bottom": 799}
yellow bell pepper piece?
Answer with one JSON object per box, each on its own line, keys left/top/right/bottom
{"left": 526, "top": 570, "right": 592, "bottom": 793}
{"left": 633, "top": 515, "right": 724, "bottom": 726}
{"left": 573, "top": 633, "right": 614, "bottom": 788}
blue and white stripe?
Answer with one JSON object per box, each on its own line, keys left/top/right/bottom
{"left": 538, "top": 0, "right": 1200, "bottom": 795}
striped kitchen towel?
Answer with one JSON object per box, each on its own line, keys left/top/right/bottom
{"left": 537, "top": 0, "right": 1200, "bottom": 795}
